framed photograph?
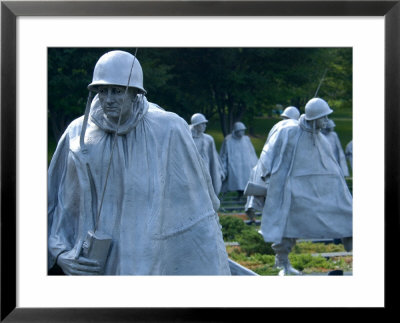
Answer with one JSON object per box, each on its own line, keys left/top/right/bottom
{"left": 2, "top": 0, "right": 398, "bottom": 321}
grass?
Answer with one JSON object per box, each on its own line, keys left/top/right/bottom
{"left": 225, "top": 237, "right": 352, "bottom": 275}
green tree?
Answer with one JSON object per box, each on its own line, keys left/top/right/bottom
{"left": 48, "top": 47, "right": 352, "bottom": 144}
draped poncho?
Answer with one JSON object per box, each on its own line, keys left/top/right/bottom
{"left": 323, "top": 130, "right": 350, "bottom": 177}
{"left": 267, "top": 119, "right": 299, "bottom": 142}
{"left": 220, "top": 134, "right": 258, "bottom": 192}
{"left": 48, "top": 95, "right": 231, "bottom": 275}
{"left": 245, "top": 118, "right": 298, "bottom": 212}
{"left": 255, "top": 115, "right": 352, "bottom": 243}
{"left": 190, "top": 128, "right": 225, "bottom": 195}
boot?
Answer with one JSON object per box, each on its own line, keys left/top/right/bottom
{"left": 341, "top": 237, "right": 353, "bottom": 252}
{"left": 275, "top": 254, "right": 301, "bottom": 276}
{"left": 245, "top": 208, "right": 256, "bottom": 223}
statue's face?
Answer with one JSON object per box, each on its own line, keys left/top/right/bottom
{"left": 97, "top": 85, "right": 138, "bottom": 123}
{"left": 235, "top": 129, "right": 245, "bottom": 138}
{"left": 315, "top": 116, "right": 328, "bottom": 129}
{"left": 195, "top": 123, "right": 207, "bottom": 133}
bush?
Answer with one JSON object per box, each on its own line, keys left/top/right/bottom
{"left": 219, "top": 215, "right": 248, "bottom": 241}
{"left": 249, "top": 253, "right": 276, "bottom": 265}
{"left": 220, "top": 215, "right": 274, "bottom": 256}
{"left": 236, "top": 229, "right": 275, "bottom": 256}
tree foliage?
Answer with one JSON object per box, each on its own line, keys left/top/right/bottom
{"left": 48, "top": 47, "right": 352, "bottom": 142}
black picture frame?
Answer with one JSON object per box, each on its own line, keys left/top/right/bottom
{"left": 1, "top": 0, "right": 398, "bottom": 321}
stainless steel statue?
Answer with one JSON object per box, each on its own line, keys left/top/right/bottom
{"left": 189, "top": 113, "right": 225, "bottom": 195}
{"left": 280, "top": 106, "right": 300, "bottom": 120}
{"left": 48, "top": 50, "right": 231, "bottom": 275}
{"left": 245, "top": 109, "right": 300, "bottom": 222}
{"left": 219, "top": 122, "right": 258, "bottom": 195}
{"left": 321, "top": 119, "right": 350, "bottom": 177}
{"left": 345, "top": 140, "right": 353, "bottom": 170}
{"left": 245, "top": 98, "right": 353, "bottom": 275}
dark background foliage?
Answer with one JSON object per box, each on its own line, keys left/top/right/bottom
{"left": 47, "top": 47, "right": 353, "bottom": 275}
{"left": 48, "top": 47, "right": 352, "bottom": 146}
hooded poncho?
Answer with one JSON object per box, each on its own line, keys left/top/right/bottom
{"left": 48, "top": 95, "right": 231, "bottom": 275}
{"left": 267, "top": 119, "right": 299, "bottom": 142}
{"left": 220, "top": 133, "right": 258, "bottom": 192}
{"left": 322, "top": 130, "right": 350, "bottom": 177}
{"left": 190, "top": 127, "right": 225, "bottom": 195}
{"left": 255, "top": 115, "right": 352, "bottom": 243}
{"left": 245, "top": 118, "right": 299, "bottom": 212}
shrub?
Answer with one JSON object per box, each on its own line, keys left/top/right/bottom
{"left": 219, "top": 215, "right": 248, "bottom": 241}
{"left": 249, "top": 253, "right": 276, "bottom": 265}
{"left": 220, "top": 215, "right": 274, "bottom": 256}
{"left": 236, "top": 229, "right": 275, "bottom": 256}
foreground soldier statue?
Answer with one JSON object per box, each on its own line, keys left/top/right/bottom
{"left": 189, "top": 113, "right": 225, "bottom": 195}
{"left": 219, "top": 122, "right": 258, "bottom": 196}
{"left": 48, "top": 50, "right": 231, "bottom": 275}
{"left": 246, "top": 98, "right": 352, "bottom": 275}
{"left": 321, "top": 119, "right": 350, "bottom": 177}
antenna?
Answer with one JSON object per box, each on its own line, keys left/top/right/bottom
{"left": 314, "top": 68, "right": 328, "bottom": 98}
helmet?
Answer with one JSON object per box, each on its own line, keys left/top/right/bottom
{"left": 305, "top": 98, "right": 333, "bottom": 120}
{"left": 281, "top": 106, "right": 300, "bottom": 120}
{"left": 88, "top": 50, "right": 146, "bottom": 94}
{"left": 190, "top": 113, "right": 208, "bottom": 126}
{"left": 233, "top": 122, "right": 246, "bottom": 132}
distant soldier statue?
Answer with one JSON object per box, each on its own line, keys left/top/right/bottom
{"left": 246, "top": 98, "right": 352, "bottom": 275}
{"left": 321, "top": 119, "right": 350, "bottom": 177}
{"left": 280, "top": 106, "right": 300, "bottom": 120}
{"left": 219, "top": 122, "right": 258, "bottom": 197}
{"left": 189, "top": 113, "right": 225, "bottom": 195}
{"left": 345, "top": 140, "right": 353, "bottom": 170}
{"left": 48, "top": 50, "right": 231, "bottom": 275}
{"left": 268, "top": 106, "right": 300, "bottom": 143}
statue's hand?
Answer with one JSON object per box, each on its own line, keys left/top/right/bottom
{"left": 57, "top": 251, "right": 102, "bottom": 275}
